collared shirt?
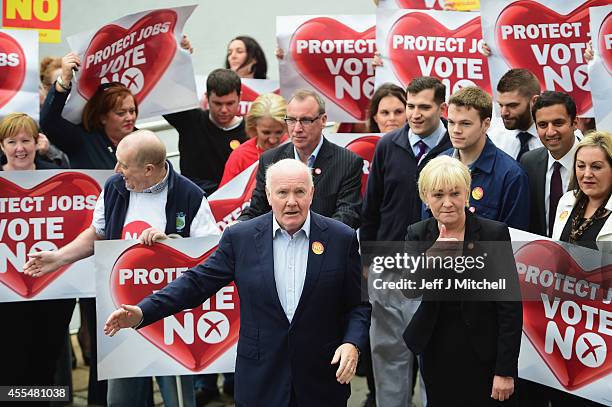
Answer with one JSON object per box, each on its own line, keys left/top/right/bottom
{"left": 488, "top": 118, "right": 543, "bottom": 159}
{"left": 272, "top": 212, "right": 311, "bottom": 323}
{"left": 141, "top": 163, "right": 170, "bottom": 194}
{"left": 544, "top": 137, "right": 579, "bottom": 235}
{"left": 408, "top": 120, "right": 446, "bottom": 158}
{"left": 208, "top": 113, "right": 243, "bottom": 131}
{"left": 294, "top": 136, "right": 324, "bottom": 167}
{"left": 448, "top": 137, "right": 530, "bottom": 230}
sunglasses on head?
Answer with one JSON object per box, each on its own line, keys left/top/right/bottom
{"left": 98, "top": 82, "right": 127, "bottom": 91}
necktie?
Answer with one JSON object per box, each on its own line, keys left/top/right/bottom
{"left": 307, "top": 155, "right": 316, "bottom": 168}
{"left": 415, "top": 140, "right": 428, "bottom": 164}
{"left": 549, "top": 161, "right": 563, "bottom": 237}
{"left": 516, "top": 132, "right": 532, "bottom": 161}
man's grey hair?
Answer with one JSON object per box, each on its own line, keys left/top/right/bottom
{"left": 265, "top": 159, "right": 314, "bottom": 190}
{"left": 288, "top": 89, "right": 326, "bottom": 115}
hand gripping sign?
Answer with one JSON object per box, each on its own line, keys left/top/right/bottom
{"left": 481, "top": 0, "right": 610, "bottom": 118}
{"left": 277, "top": 15, "right": 376, "bottom": 123}
{"left": 378, "top": 0, "right": 446, "bottom": 9}
{"left": 377, "top": 0, "right": 480, "bottom": 11}
{"left": 61, "top": 5, "right": 199, "bottom": 123}
{"left": 0, "top": 170, "right": 113, "bottom": 302}
{"left": 0, "top": 29, "right": 38, "bottom": 120}
{"left": 510, "top": 228, "right": 612, "bottom": 405}
{"left": 376, "top": 9, "right": 491, "bottom": 99}
{"left": 588, "top": 5, "right": 612, "bottom": 130}
{"left": 95, "top": 235, "right": 240, "bottom": 379}
{"left": 195, "top": 75, "right": 280, "bottom": 117}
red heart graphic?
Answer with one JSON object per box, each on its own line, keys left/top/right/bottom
{"left": 515, "top": 240, "right": 612, "bottom": 390}
{"left": 78, "top": 10, "right": 178, "bottom": 103}
{"left": 393, "top": 0, "right": 444, "bottom": 9}
{"left": 388, "top": 12, "right": 491, "bottom": 95}
{"left": 598, "top": 11, "right": 612, "bottom": 76}
{"left": 290, "top": 17, "right": 376, "bottom": 121}
{"left": 209, "top": 166, "right": 258, "bottom": 230}
{"left": 0, "top": 31, "right": 26, "bottom": 110}
{"left": 495, "top": 1, "right": 609, "bottom": 116}
{"left": 0, "top": 173, "right": 101, "bottom": 298}
{"left": 110, "top": 243, "right": 240, "bottom": 371}
{"left": 345, "top": 136, "right": 381, "bottom": 197}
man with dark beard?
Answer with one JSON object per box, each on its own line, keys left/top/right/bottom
{"left": 488, "top": 68, "right": 543, "bottom": 161}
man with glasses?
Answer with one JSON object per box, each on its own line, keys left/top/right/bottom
{"left": 238, "top": 89, "right": 363, "bottom": 229}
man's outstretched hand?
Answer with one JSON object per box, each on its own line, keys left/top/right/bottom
{"left": 104, "top": 304, "right": 143, "bottom": 336}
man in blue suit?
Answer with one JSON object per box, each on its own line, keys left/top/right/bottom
{"left": 104, "top": 158, "right": 371, "bottom": 407}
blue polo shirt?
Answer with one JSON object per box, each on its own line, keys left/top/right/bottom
{"left": 440, "top": 137, "right": 530, "bottom": 230}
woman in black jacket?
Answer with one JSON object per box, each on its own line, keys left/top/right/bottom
{"left": 403, "top": 155, "right": 522, "bottom": 406}
{"left": 40, "top": 52, "right": 138, "bottom": 170}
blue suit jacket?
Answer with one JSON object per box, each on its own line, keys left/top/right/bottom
{"left": 138, "top": 211, "right": 371, "bottom": 406}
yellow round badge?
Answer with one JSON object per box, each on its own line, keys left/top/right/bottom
{"left": 559, "top": 211, "right": 569, "bottom": 221}
{"left": 471, "top": 187, "right": 484, "bottom": 200}
{"left": 229, "top": 139, "right": 241, "bottom": 150}
{"left": 312, "top": 241, "right": 324, "bottom": 255}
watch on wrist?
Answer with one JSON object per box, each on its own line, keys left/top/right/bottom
{"left": 56, "top": 75, "right": 71, "bottom": 91}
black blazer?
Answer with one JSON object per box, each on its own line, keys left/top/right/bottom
{"left": 520, "top": 147, "right": 549, "bottom": 236}
{"left": 238, "top": 137, "right": 363, "bottom": 229}
{"left": 402, "top": 212, "right": 523, "bottom": 378}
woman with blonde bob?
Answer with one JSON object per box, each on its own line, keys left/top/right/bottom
{"left": 553, "top": 131, "right": 612, "bottom": 244}
{"left": 219, "top": 93, "right": 288, "bottom": 186}
{"left": 0, "top": 113, "right": 75, "bottom": 389}
{"left": 404, "top": 155, "right": 522, "bottom": 406}
{"left": 0, "top": 113, "right": 59, "bottom": 171}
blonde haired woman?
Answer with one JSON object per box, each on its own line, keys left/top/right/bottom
{"left": 404, "top": 155, "right": 522, "bottom": 406}
{"left": 219, "top": 93, "right": 288, "bottom": 186}
{"left": 553, "top": 131, "right": 612, "bottom": 245}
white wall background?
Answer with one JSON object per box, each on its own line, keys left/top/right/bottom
{"left": 38, "top": 0, "right": 376, "bottom": 79}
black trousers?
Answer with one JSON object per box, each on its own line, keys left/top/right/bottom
{"left": 0, "top": 298, "right": 75, "bottom": 407}
{"left": 421, "top": 302, "right": 517, "bottom": 407}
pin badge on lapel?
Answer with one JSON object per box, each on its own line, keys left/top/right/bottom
{"left": 312, "top": 241, "right": 324, "bottom": 255}
{"left": 471, "top": 187, "right": 484, "bottom": 200}
{"left": 314, "top": 168, "right": 322, "bottom": 175}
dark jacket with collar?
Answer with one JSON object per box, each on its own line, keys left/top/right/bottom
{"left": 361, "top": 121, "right": 452, "bottom": 242}
{"left": 520, "top": 147, "right": 550, "bottom": 236}
{"left": 238, "top": 137, "right": 363, "bottom": 229}
{"left": 442, "top": 137, "right": 530, "bottom": 231}
{"left": 138, "top": 211, "right": 370, "bottom": 406}
{"left": 402, "top": 211, "right": 523, "bottom": 378}
{"left": 40, "top": 86, "right": 118, "bottom": 169}
{"left": 102, "top": 161, "right": 204, "bottom": 239}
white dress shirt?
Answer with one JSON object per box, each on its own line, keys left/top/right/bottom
{"left": 544, "top": 137, "right": 579, "bottom": 235}
{"left": 488, "top": 118, "right": 542, "bottom": 159}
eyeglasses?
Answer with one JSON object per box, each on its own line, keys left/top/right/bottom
{"left": 284, "top": 114, "right": 322, "bottom": 127}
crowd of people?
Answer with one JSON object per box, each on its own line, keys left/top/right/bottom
{"left": 0, "top": 3, "right": 611, "bottom": 407}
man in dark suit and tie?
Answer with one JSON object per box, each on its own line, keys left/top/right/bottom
{"left": 237, "top": 89, "right": 363, "bottom": 229}
{"left": 521, "top": 91, "right": 581, "bottom": 237}
{"left": 104, "top": 158, "right": 371, "bottom": 407}
{"left": 519, "top": 91, "right": 587, "bottom": 406}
